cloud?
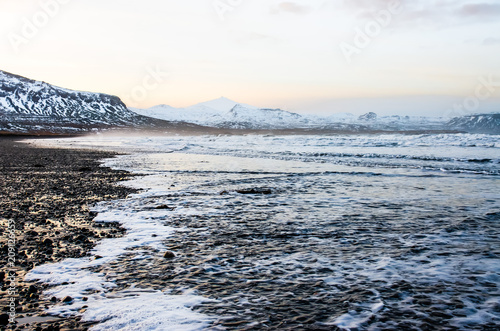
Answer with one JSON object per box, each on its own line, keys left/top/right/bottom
{"left": 232, "top": 32, "right": 283, "bottom": 44}
{"left": 340, "top": 0, "right": 409, "bottom": 12}
{"left": 458, "top": 3, "right": 500, "bottom": 17}
{"left": 340, "top": 0, "right": 500, "bottom": 31}
{"left": 270, "top": 2, "right": 311, "bottom": 15}
{"left": 483, "top": 37, "right": 500, "bottom": 46}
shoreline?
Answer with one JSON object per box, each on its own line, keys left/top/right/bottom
{"left": 0, "top": 127, "right": 467, "bottom": 139}
{"left": 0, "top": 137, "right": 137, "bottom": 330}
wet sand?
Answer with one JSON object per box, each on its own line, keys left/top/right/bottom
{"left": 0, "top": 136, "right": 136, "bottom": 331}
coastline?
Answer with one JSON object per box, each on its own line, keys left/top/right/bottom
{"left": 1, "top": 133, "right": 498, "bottom": 329}
{"left": 0, "top": 136, "right": 137, "bottom": 331}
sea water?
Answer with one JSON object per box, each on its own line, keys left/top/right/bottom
{"left": 27, "top": 133, "right": 500, "bottom": 330}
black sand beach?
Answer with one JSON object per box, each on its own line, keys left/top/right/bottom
{"left": 2, "top": 134, "right": 499, "bottom": 330}
{"left": 0, "top": 136, "right": 136, "bottom": 331}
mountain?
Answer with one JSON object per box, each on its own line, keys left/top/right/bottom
{"left": 134, "top": 97, "right": 370, "bottom": 130}
{"left": 132, "top": 97, "right": 316, "bottom": 129}
{"left": 188, "top": 97, "right": 257, "bottom": 113}
{"left": 132, "top": 98, "right": 452, "bottom": 131}
{"left": 447, "top": 114, "right": 500, "bottom": 134}
{"left": 358, "top": 112, "right": 377, "bottom": 121}
{"left": 5, "top": 69, "right": 491, "bottom": 134}
{"left": 0, "top": 70, "right": 180, "bottom": 134}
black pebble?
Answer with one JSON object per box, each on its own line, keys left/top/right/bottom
{"left": 163, "top": 251, "right": 176, "bottom": 259}
{"left": 236, "top": 188, "right": 272, "bottom": 195}
{"left": 62, "top": 296, "right": 73, "bottom": 303}
{"left": 155, "top": 204, "right": 174, "bottom": 210}
{"left": 0, "top": 314, "right": 9, "bottom": 325}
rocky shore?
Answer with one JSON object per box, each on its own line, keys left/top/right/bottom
{"left": 0, "top": 136, "right": 136, "bottom": 331}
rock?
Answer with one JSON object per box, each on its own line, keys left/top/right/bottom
{"left": 163, "top": 251, "right": 176, "bottom": 259}
{"left": 62, "top": 296, "right": 73, "bottom": 303}
{"left": 155, "top": 204, "right": 174, "bottom": 210}
{"left": 236, "top": 188, "right": 272, "bottom": 195}
{"left": 0, "top": 314, "right": 9, "bottom": 325}
{"left": 43, "top": 238, "right": 53, "bottom": 246}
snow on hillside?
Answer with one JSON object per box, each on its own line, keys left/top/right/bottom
{"left": 188, "top": 97, "right": 258, "bottom": 113}
{"left": 0, "top": 69, "right": 176, "bottom": 133}
{"left": 447, "top": 114, "right": 500, "bottom": 134}
{"left": 133, "top": 97, "right": 311, "bottom": 129}
{"left": 0, "top": 70, "right": 135, "bottom": 124}
{"left": 131, "top": 97, "right": 450, "bottom": 131}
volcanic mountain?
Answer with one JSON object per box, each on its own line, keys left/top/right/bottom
{"left": 0, "top": 70, "right": 180, "bottom": 134}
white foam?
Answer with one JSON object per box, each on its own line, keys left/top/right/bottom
{"left": 82, "top": 291, "right": 214, "bottom": 331}
{"left": 26, "top": 189, "right": 216, "bottom": 329}
{"left": 333, "top": 300, "right": 384, "bottom": 329}
{"left": 27, "top": 133, "right": 500, "bottom": 178}
{"left": 24, "top": 133, "right": 500, "bottom": 329}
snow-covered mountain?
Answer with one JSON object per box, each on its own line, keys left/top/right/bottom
{"left": 133, "top": 97, "right": 366, "bottom": 130}
{"left": 4, "top": 69, "right": 494, "bottom": 134}
{"left": 132, "top": 98, "right": 452, "bottom": 131}
{"left": 447, "top": 114, "right": 500, "bottom": 134}
{"left": 132, "top": 97, "right": 308, "bottom": 129}
{"left": 0, "top": 70, "right": 177, "bottom": 134}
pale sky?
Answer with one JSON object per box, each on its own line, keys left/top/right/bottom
{"left": 1, "top": 0, "right": 499, "bottom": 116}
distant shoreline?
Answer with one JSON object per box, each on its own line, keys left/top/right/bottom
{"left": 0, "top": 128, "right": 466, "bottom": 138}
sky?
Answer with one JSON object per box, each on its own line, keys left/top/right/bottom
{"left": 1, "top": 0, "right": 500, "bottom": 117}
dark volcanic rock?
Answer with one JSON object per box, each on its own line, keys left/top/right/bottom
{"left": 163, "top": 251, "right": 176, "bottom": 259}
{"left": 62, "top": 296, "right": 73, "bottom": 303}
{"left": 0, "top": 314, "right": 9, "bottom": 326}
{"left": 236, "top": 188, "right": 273, "bottom": 195}
{"left": 155, "top": 204, "right": 175, "bottom": 210}
{"left": 0, "top": 137, "right": 137, "bottom": 330}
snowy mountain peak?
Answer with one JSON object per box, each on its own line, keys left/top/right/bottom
{"left": 133, "top": 99, "right": 311, "bottom": 129}
{"left": 131, "top": 98, "right": 464, "bottom": 132}
{"left": 188, "top": 97, "right": 235, "bottom": 113}
{"left": 0, "top": 69, "right": 174, "bottom": 134}
{"left": 188, "top": 97, "right": 259, "bottom": 114}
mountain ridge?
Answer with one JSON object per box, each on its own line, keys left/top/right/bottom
{"left": 1, "top": 69, "right": 498, "bottom": 134}
{"left": 0, "top": 69, "right": 191, "bottom": 134}
{"left": 132, "top": 98, "right": 458, "bottom": 131}
{"left": 447, "top": 114, "right": 500, "bottom": 134}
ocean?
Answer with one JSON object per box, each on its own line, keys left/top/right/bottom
{"left": 27, "top": 133, "right": 500, "bottom": 330}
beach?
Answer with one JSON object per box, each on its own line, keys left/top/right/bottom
{"left": 1, "top": 133, "right": 499, "bottom": 330}
{"left": 0, "top": 136, "right": 136, "bottom": 330}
